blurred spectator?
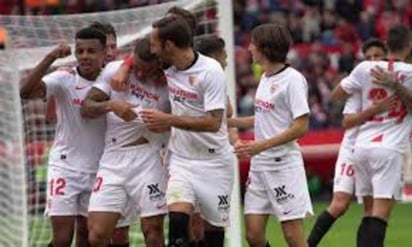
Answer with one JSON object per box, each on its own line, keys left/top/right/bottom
{"left": 4, "top": 0, "right": 412, "bottom": 130}
{"left": 0, "top": 0, "right": 18, "bottom": 14}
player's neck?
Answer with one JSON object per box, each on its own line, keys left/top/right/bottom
{"left": 173, "top": 48, "right": 196, "bottom": 70}
{"left": 264, "top": 62, "right": 287, "bottom": 77}
{"left": 77, "top": 67, "right": 100, "bottom": 81}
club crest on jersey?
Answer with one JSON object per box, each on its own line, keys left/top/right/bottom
{"left": 188, "top": 75, "right": 198, "bottom": 86}
{"left": 270, "top": 84, "right": 278, "bottom": 94}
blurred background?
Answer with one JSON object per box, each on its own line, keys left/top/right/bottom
{"left": 4, "top": 0, "right": 412, "bottom": 197}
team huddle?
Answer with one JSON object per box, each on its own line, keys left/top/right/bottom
{"left": 20, "top": 4, "right": 412, "bottom": 247}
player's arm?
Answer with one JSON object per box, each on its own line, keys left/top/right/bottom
{"left": 342, "top": 96, "right": 395, "bottom": 129}
{"left": 235, "top": 114, "right": 308, "bottom": 157}
{"left": 331, "top": 83, "right": 351, "bottom": 102}
{"left": 141, "top": 108, "right": 224, "bottom": 132}
{"left": 228, "top": 116, "right": 254, "bottom": 129}
{"left": 80, "top": 87, "right": 137, "bottom": 121}
{"left": 370, "top": 66, "right": 412, "bottom": 111}
{"left": 20, "top": 44, "right": 71, "bottom": 99}
{"left": 80, "top": 87, "right": 112, "bottom": 118}
{"left": 111, "top": 55, "right": 133, "bottom": 91}
{"left": 332, "top": 63, "right": 367, "bottom": 102}
{"left": 259, "top": 114, "right": 308, "bottom": 149}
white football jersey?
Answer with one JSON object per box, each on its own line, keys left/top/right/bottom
{"left": 341, "top": 60, "right": 412, "bottom": 152}
{"left": 340, "top": 88, "right": 361, "bottom": 151}
{"left": 251, "top": 66, "right": 310, "bottom": 171}
{"left": 95, "top": 61, "right": 170, "bottom": 152}
{"left": 164, "top": 53, "right": 231, "bottom": 159}
{"left": 43, "top": 69, "right": 106, "bottom": 174}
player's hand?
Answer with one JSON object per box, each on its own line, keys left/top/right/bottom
{"left": 57, "top": 66, "right": 75, "bottom": 74}
{"left": 49, "top": 44, "right": 71, "bottom": 60}
{"left": 372, "top": 95, "right": 397, "bottom": 114}
{"left": 140, "top": 109, "right": 171, "bottom": 131}
{"left": 108, "top": 100, "right": 138, "bottom": 122}
{"left": 111, "top": 62, "right": 132, "bottom": 91}
{"left": 370, "top": 66, "right": 398, "bottom": 89}
{"left": 234, "top": 140, "right": 267, "bottom": 158}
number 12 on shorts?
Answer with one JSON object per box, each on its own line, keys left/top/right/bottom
{"left": 49, "top": 178, "right": 66, "bottom": 196}
{"left": 340, "top": 163, "right": 354, "bottom": 177}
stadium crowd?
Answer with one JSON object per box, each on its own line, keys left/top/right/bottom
{"left": 3, "top": 0, "right": 412, "bottom": 129}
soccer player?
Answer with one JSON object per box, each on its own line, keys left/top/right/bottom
{"left": 307, "top": 38, "right": 390, "bottom": 247}
{"left": 141, "top": 15, "right": 234, "bottom": 247}
{"left": 229, "top": 23, "right": 312, "bottom": 247}
{"left": 46, "top": 21, "right": 118, "bottom": 123}
{"left": 184, "top": 36, "right": 238, "bottom": 246}
{"left": 332, "top": 24, "right": 412, "bottom": 247}
{"left": 111, "top": 6, "right": 197, "bottom": 92}
{"left": 89, "top": 21, "right": 118, "bottom": 64}
{"left": 20, "top": 27, "right": 107, "bottom": 247}
{"left": 81, "top": 37, "right": 169, "bottom": 247}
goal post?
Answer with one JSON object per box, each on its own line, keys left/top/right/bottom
{"left": 0, "top": 29, "right": 28, "bottom": 247}
{"left": 0, "top": 1, "right": 241, "bottom": 246}
{"left": 217, "top": 1, "right": 243, "bottom": 246}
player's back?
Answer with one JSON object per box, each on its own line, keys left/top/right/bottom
{"left": 342, "top": 60, "right": 412, "bottom": 152}
{"left": 165, "top": 53, "right": 231, "bottom": 160}
{"left": 44, "top": 70, "right": 106, "bottom": 173}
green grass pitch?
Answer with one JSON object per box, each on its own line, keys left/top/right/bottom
{"left": 24, "top": 202, "right": 412, "bottom": 246}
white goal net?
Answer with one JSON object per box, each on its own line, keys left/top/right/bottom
{"left": 0, "top": 0, "right": 240, "bottom": 246}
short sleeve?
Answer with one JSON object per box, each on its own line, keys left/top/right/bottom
{"left": 343, "top": 92, "right": 361, "bottom": 114}
{"left": 341, "top": 62, "right": 367, "bottom": 94}
{"left": 42, "top": 70, "right": 70, "bottom": 98}
{"left": 202, "top": 63, "right": 227, "bottom": 112}
{"left": 94, "top": 60, "right": 123, "bottom": 96}
{"left": 287, "top": 74, "right": 310, "bottom": 119}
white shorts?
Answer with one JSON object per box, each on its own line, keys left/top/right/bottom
{"left": 45, "top": 165, "right": 95, "bottom": 217}
{"left": 354, "top": 146, "right": 403, "bottom": 200}
{"left": 88, "top": 144, "right": 168, "bottom": 218}
{"left": 244, "top": 165, "right": 313, "bottom": 222}
{"left": 167, "top": 152, "right": 235, "bottom": 227}
{"left": 333, "top": 148, "right": 355, "bottom": 194}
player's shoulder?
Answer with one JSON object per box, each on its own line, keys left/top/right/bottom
{"left": 284, "top": 66, "right": 305, "bottom": 79}
{"left": 43, "top": 69, "right": 75, "bottom": 84}
{"left": 198, "top": 53, "right": 223, "bottom": 72}
{"left": 282, "top": 66, "right": 307, "bottom": 87}
{"left": 102, "top": 60, "right": 123, "bottom": 73}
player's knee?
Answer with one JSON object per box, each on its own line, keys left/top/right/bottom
{"left": 110, "top": 227, "right": 129, "bottom": 245}
{"left": 246, "top": 231, "right": 265, "bottom": 247}
{"left": 88, "top": 225, "right": 109, "bottom": 247}
{"left": 52, "top": 233, "right": 74, "bottom": 247}
{"left": 141, "top": 216, "right": 164, "bottom": 246}
{"left": 329, "top": 201, "right": 350, "bottom": 217}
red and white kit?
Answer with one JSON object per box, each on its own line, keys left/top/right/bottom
{"left": 43, "top": 70, "right": 105, "bottom": 217}
{"left": 165, "top": 53, "right": 234, "bottom": 227}
{"left": 88, "top": 61, "right": 170, "bottom": 219}
{"left": 341, "top": 60, "right": 412, "bottom": 200}
{"left": 244, "top": 66, "right": 313, "bottom": 222}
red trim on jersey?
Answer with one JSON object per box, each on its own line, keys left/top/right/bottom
{"left": 371, "top": 134, "right": 383, "bottom": 142}
{"left": 124, "top": 55, "right": 134, "bottom": 69}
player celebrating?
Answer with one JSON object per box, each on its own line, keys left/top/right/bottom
{"left": 81, "top": 37, "right": 169, "bottom": 247}
{"left": 332, "top": 24, "right": 412, "bottom": 247}
{"left": 229, "top": 23, "right": 312, "bottom": 247}
{"left": 307, "top": 38, "right": 391, "bottom": 247}
{"left": 141, "top": 15, "right": 234, "bottom": 247}
{"left": 46, "top": 21, "right": 118, "bottom": 123}
{"left": 20, "top": 27, "right": 107, "bottom": 247}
